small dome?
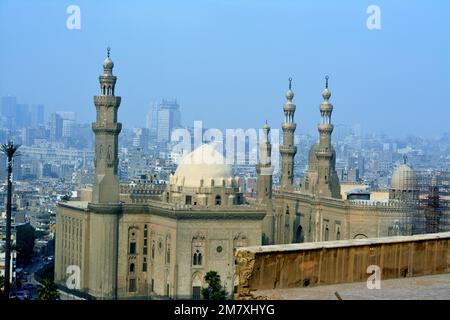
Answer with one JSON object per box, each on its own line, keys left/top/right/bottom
{"left": 322, "top": 87, "right": 331, "bottom": 100}
{"left": 263, "top": 121, "right": 270, "bottom": 130}
{"left": 103, "top": 57, "right": 114, "bottom": 69}
{"left": 391, "top": 164, "right": 417, "bottom": 190}
{"left": 172, "top": 143, "right": 232, "bottom": 188}
{"left": 286, "top": 89, "right": 294, "bottom": 101}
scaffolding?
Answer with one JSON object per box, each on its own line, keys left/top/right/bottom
{"left": 403, "top": 170, "right": 450, "bottom": 235}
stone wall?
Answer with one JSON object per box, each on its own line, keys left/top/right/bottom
{"left": 235, "top": 232, "right": 450, "bottom": 299}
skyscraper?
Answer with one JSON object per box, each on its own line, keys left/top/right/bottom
{"left": 15, "top": 104, "right": 30, "bottom": 128}
{"left": 156, "top": 99, "right": 181, "bottom": 143}
{"left": 1, "top": 96, "right": 16, "bottom": 131}
{"left": 49, "top": 113, "right": 63, "bottom": 142}
{"left": 29, "top": 104, "right": 45, "bottom": 128}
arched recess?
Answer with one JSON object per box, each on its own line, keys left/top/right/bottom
{"left": 294, "top": 225, "right": 304, "bottom": 243}
{"left": 353, "top": 233, "right": 368, "bottom": 239}
{"left": 191, "top": 272, "right": 203, "bottom": 300}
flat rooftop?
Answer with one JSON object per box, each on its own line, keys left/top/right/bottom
{"left": 253, "top": 273, "right": 450, "bottom": 300}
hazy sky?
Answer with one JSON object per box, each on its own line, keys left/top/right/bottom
{"left": 0, "top": 0, "right": 449, "bottom": 138}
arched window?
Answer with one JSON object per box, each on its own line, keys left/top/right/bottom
{"left": 325, "top": 227, "right": 329, "bottom": 241}
{"left": 215, "top": 195, "right": 221, "bottom": 205}
{"left": 336, "top": 229, "right": 341, "bottom": 240}
{"left": 129, "top": 263, "right": 135, "bottom": 273}
{"left": 193, "top": 250, "right": 203, "bottom": 266}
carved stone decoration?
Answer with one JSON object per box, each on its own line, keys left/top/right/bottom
{"left": 235, "top": 249, "right": 256, "bottom": 300}
{"left": 107, "top": 144, "right": 113, "bottom": 167}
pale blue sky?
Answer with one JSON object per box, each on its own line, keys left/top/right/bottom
{"left": 0, "top": 0, "right": 449, "bottom": 137}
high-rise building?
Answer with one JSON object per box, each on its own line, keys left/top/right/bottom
{"left": 157, "top": 99, "right": 181, "bottom": 143}
{"left": 50, "top": 111, "right": 76, "bottom": 142}
{"left": 49, "top": 113, "right": 63, "bottom": 142}
{"left": 1, "top": 96, "right": 16, "bottom": 131}
{"left": 132, "top": 127, "right": 150, "bottom": 150}
{"left": 146, "top": 102, "right": 158, "bottom": 130}
{"left": 15, "top": 104, "right": 30, "bottom": 128}
{"left": 30, "top": 104, "right": 45, "bottom": 128}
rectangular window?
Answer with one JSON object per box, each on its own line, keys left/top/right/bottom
{"left": 144, "top": 238, "right": 147, "bottom": 246}
{"left": 142, "top": 262, "right": 147, "bottom": 272}
{"left": 143, "top": 246, "right": 148, "bottom": 255}
{"left": 185, "top": 195, "right": 192, "bottom": 205}
{"left": 144, "top": 225, "right": 148, "bottom": 238}
{"left": 129, "top": 242, "right": 136, "bottom": 254}
{"left": 151, "top": 279, "right": 154, "bottom": 292}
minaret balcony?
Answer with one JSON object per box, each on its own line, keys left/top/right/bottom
{"left": 94, "top": 95, "right": 121, "bottom": 107}
{"left": 315, "top": 149, "right": 333, "bottom": 158}
{"left": 282, "top": 123, "right": 296, "bottom": 131}
{"left": 279, "top": 145, "right": 297, "bottom": 155}
{"left": 92, "top": 122, "right": 122, "bottom": 134}
{"left": 318, "top": 123, "right": 333, "bottom": 133}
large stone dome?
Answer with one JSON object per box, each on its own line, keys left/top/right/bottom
{"left": 172, "top": 144, "right": 233, "bottom": 188}
{"left": 391, "top": 164, "right": 417, "bottom": 190}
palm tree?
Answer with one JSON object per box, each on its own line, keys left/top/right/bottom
{"left": 37, "top": 278, "right": 60, "bottom": 300}
{"left": 201, "top": 270, "right": 228, "bottom": 300}
{"left": 0, "top": 141, "right": 20, "bottom": 298}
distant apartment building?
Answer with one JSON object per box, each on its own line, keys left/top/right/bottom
{"left": 49, "top": 111, "right": 76, "bottom": 142}
{"left": 132, "top": 128, "right": 150, "bottom": 150}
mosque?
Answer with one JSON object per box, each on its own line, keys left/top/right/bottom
{"left": 54, "top": 51, "right": 425, "bottom": 300}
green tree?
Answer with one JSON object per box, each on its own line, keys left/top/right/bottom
{"left": 16, "top": 224, "right": 36, "bottom": 266}
{"left": 201, "top": 271, "right": 228, "bottom": 300}
{"left": 37, "top": 278, "right": 60, "bottom": 300}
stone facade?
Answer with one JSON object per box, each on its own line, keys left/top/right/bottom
{"left": 55, "top": 200, "right": 265, "bottom": 299}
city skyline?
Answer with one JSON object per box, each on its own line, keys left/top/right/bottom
{"left": 0, "top": 0, "right": 449, "bottom": 138}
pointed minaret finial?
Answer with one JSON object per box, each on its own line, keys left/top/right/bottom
{"left": 107, "top": 47, "right": 111, "bottom": 58}
{"left": 288, "top": 77, "right": 292, "bottom": 90}
{"left": 325, "top": 75, "right": 329, "bottom": 89}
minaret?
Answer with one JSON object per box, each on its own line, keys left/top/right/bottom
{"left": 280, "top": 78, "right": 297, "bottom": 190}
{"left": 87, "top": 48, "right": 122, "bottom": 300}
{"left": 315, "top": 76, "right": 341, "bottom": 198}
{"left": 92, "top": 47, "right": 122, "bottom": 203}
{"left": 257, "top": 121, "right": 273, "bottom": 203}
